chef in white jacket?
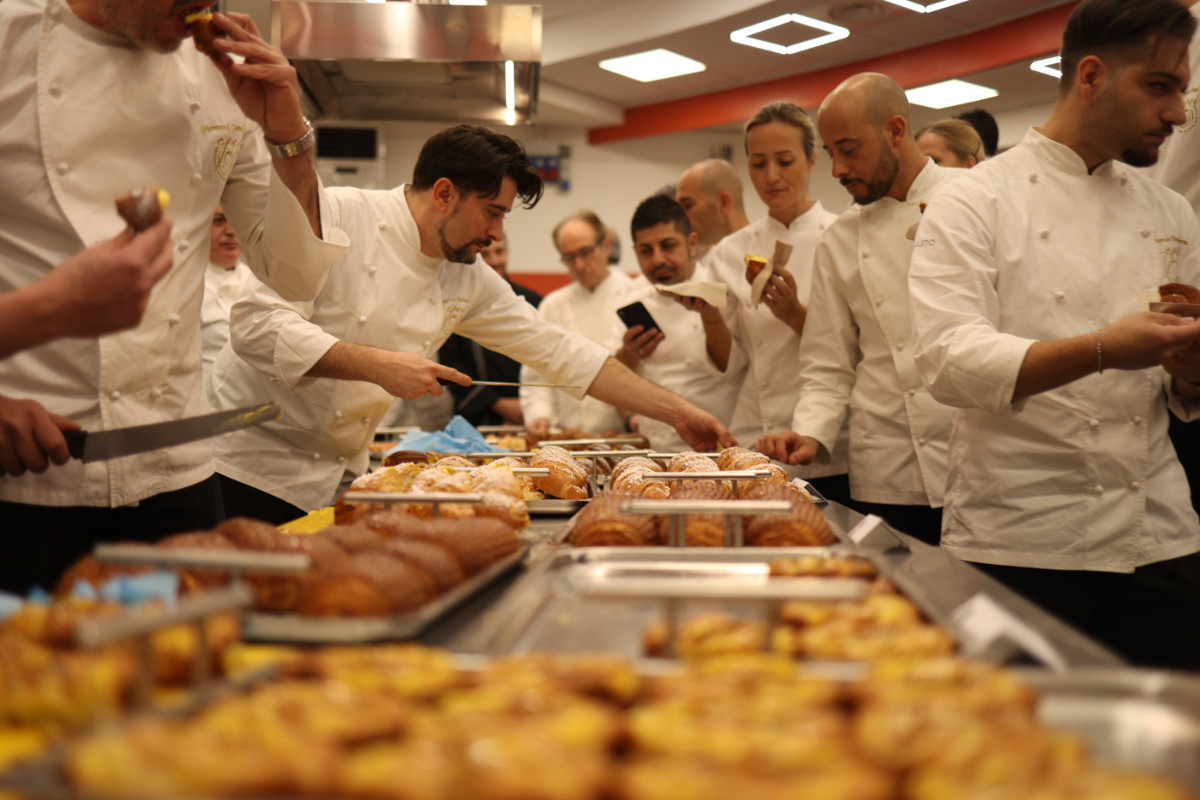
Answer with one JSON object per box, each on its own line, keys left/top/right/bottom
{"left": 211, "top": 125, "right": 735, "bottom": 521}
{"left": 0, "top": 0, "right": 344, "bottom": 592}
{"left": 608, "top": 195, "right": 741, "bottom": 453}
{"left": 519, "top": 211, "right": 633, "bottom": 441}
{"left": 706, "top": 101, "right": 851, "bottom": 504}
{"left": 909, "top": 0, "right": 1200, "bottom": 668}
{"left": 759, "top": 74, "right": 959, "bottom": 546}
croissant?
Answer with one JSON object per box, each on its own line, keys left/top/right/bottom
{"left": 715, "top": 447, "right": 768, "bottom": 471}
{"left": 667, "top": 452, "right": 719, "bottom": 473}
{"left": 530, "top": 446, "right": 589, "bottom": 500}
{"left": 403, "top": 518, "right": 520, "bottom": 575}
{"left": 55, "top": 549, "right": 157, "bottom": 597}
{"left": 741, "top": 484, "right": 836, "bottom": 547}
{"left": 609, "top": 457, "right": 670, "bottom": 500}
{"left": 367, "top": 539, "right": 466, "bottom": 591}
{"left": 667, "top": 481, "right": 734, "bottom": 547}
{"left": 469, "top": 465, "right": 525, "bottom": 500}
{"left": 296, "top": 553, "right": 437, "bottom": 617}
{"left": 157, "top": 530, "right": 241, "bottom": 591}
{"left": 768, "top": 555, "right": 878, "bottom": 579}
{"left": 475, "top": 491, "right": 531, "bottom": 529}
{"left": 241, "top": 532, "right": 348, "bottom": 613}
{"left": 569, "top": 492, "right": 658, "bottom": 547}
{"left": 314, "top": 524, "right": 389, "bottom": 554}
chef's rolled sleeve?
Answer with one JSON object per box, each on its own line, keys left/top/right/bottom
{"left": 909, "top": 187, "right": 1033, "bottom": 417}
{"left": 228, "top": 280, "right": 340, "bottom": 392}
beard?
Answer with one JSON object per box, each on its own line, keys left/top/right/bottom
{"left": 850, "top": 142, "right": 900, "bottom": 206}
{"left": 437, "top": 200, "right": 489, "bottom": 264}
{"left": 99, "top": 0, "right": 184, "bottom": 53}
{"left": 1121, "top": 142, "right": 1164, "bottom": 168}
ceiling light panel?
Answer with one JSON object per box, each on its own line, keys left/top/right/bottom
{"left": 906, "top": 78, "right": 998, "bottom": 109}
{"left": 1030, "top": 55, "right": 1062, "bottom": 78}
{"left": 730, "top": 14, "right": 849, "bottom": 56}
{"left": 881, "top": 0, "right": 970, "bottom": 12}
{"left": 599, "top": 49, "right": 707, "bottom": 83}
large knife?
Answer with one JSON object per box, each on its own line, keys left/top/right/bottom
{"left": 64, "top": 403, "right": 282, "bottom": 462}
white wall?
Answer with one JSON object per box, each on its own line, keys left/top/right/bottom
{"left": 372, "top": 101, "right": 1055, "bottom": 278}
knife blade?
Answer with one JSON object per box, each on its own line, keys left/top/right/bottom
{"left": 63, "top": 403, "right": 282, "bottom": 462}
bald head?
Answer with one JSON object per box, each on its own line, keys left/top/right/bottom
{"left": 676, "top": 159, "right": 749, "bottom": 246}
{"left": 818, "top": 72, "right": 926, "bottom": 206}
{"left": 819, "top": 73, "right": 910, "bottom": 128}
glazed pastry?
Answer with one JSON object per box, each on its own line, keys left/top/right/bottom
{"left": 529, "top": 445, "right": 589, "bottom": 500}
{"left": 1160, "top": 282, "right": 1200, "bottom": 304}
{"left": 569, "top": 491, "right": 658, "bottom": 547}
{"left": 380, "top": 449, "right": 429, "bottom": 468}
{"left": 369, "top": 539, "right": 466, "bottom": 591}
{"left": 114, "top": 186, "right": 169, "bottom": 232}
{"left": 184, "top": 10, "right": 221, "bottom": 58}
{"left": 297, "top": 553, "right": 437, "bottom": 616}
{"left": 403, "top": 517, "right": 520, "bottom": 575}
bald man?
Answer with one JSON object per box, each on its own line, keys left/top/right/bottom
{"left": 675, "top": 159, "right": 751, "bottom": 259}
{"left": 758, "top": 73, "right": 959, "bottom": 546}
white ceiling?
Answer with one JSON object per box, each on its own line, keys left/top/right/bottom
{"left": 520, "top": 0, "right": 1073, "bottom": 132}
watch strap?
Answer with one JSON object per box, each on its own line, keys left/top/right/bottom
{"left": 265, "top": 118, "right": 316, "bottom": 159}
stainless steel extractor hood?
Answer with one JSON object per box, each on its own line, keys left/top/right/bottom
{"left": 228, "top": 0, "right": 542, "bottom": 124}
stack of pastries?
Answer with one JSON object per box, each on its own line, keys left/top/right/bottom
{"left": 51, "top": 643, "right": 1194, "bottom": 800}
{"left": 55, "top": 514, "right": 520, "bottom": 619}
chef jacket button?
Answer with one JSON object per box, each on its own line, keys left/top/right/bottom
{"left": 367, "top": 265, "right": 377, "bottom": 275}
{"left": 862, "top": 251, "right": 871, "bottom": 259}
{"left": 421, "top": 339, "right": 431, "bottom": 348}
{"left": 1054, "top": 291, "right": 1065, "bottom": 302}
{"left": 906, "top": 389, "right": 916, "bottom": 397}
{"left": 1088, "top": 418, "right": 1100, "bottom": 428}
{"left": 1129, "top": 480, "right": 1141, "bottom": 490}
{"left": 190, "top": 172, "right": 202, "bottom": 185}
{"left": 189, "top": 101, "right": 201, "bottom": 112}
{"left": 56, "top": 161, "right": 69, "bottom": 175}
{"left": 863, "top": 211, "right": 871, "bottom": 220}
{"left": 358, "top": 315, "right": 368, "bottom": 324}
{"left": 1120, "top": 178, "right": 1128, "bottom": 186}
{"left": 109, "top": 390, "right": 121, "bottom": 400}
{"left": 177, "top": 242, "right": 187, "bottom": 253}
{"left": 1140, "top": 230, "right": 1151, "bottom": 238}
{"left": 874, "top": 297, "right": 884, "bottom": 307}
{"left": 377, "top": 222, "right": 387, "bottom": 231}
{"left": 895, "top": 343, "right": 906, "bottom": 352}
{"left": 1092, "top": 484, "right": 1103, "bottom": 494}
{"left": 168, "top": 313, "right": 181, "bottom": 325}
{"left": 1028, "top": 174, "right": 1038, "bottom": 183}
{"left": 1039, "top": 230, "right": 1050, "bottom": 239}
{"left": 333, "top": 410, "right": 343, "bottom": 420}
{"left": 918, "top": 438, "right": 927, "bottom": 446}
{"left": 151, "top": 387, "right": 163, "bottom": 399}
{"left": 1132, "top": 416, "right": 1144, "bottom": 425}
{"left": 337, "top": 456, "right": 347, "bottom": 465}
{"left": 49, "top": 84, "right": 62, "bottom": 98}
{"left": 361, "top": 416, "right": 371, "bottom": 424}
{"left": 311, "top": 452, "right": 320, "bottom": 460}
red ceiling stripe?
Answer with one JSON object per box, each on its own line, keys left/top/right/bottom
{"left": 587, "top": 2, "right": 1078, "bottom": 144}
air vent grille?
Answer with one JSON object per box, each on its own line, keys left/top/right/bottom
{"left": 316, "top": 127, "right": 378, "bottom": 160}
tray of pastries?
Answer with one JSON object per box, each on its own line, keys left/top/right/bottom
{"left": 3, "top": 643, "right": 1197, "bottom": 799}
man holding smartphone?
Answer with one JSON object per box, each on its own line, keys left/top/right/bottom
{"left": 611, "top": 195, "right": 742, "bottom": 451}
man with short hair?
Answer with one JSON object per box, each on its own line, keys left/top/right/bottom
{"left": 201, "top": 206, "right": 252, "bottom": 387}
{"left": 909, "top": 0, "right": 1200, "bottom": 668}
{"left": 438, "top": 233, "right": 542, "bottom": 427}
{"left": 611, "top": 196, "right": 740, "bottom": 452}
{"left": 0, "top": 0, "right": 343, "bottom": 592}
{"left": 675, "top": 159, "right": 751, "bottom": 260}
{"left": 758, "top": 73, "right": 957, "bottom": 547}
{"left": 212, "top": 126, "right": 734, "bottom": 521}
{"left": 519, "top": 211, "right": 634, "bottom": 441}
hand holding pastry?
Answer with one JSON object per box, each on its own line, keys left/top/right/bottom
{"left": 760, "top": 266, "right": 806, "bottom": 334}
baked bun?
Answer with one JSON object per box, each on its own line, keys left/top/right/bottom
{"left": 114, "top": 186, "right": 169, "bottom": 232}
{"left": 1160, "top": 282, "right": 1200, "bottom": 304}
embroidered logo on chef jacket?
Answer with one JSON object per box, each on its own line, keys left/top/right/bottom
{"left": 1156, "top": 235, "right": 1188, "bottom": 283}
{"left": 442, "top": 296, "right": 470, "bottom": 335}
{"left": 1180, "top": 87, "right": 1199, "bottom": 134}
{"left": 201, "top": 123, "right": 245, "bottom": 180}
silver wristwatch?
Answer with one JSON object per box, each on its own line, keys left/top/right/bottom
{"left": 265, "top": 118, "right": 316, "bottom": 158}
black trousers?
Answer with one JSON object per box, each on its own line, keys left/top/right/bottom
{"left": 0, "top": 475, "right": 223, "bottom": 595}
{"left": 218, "top": 474, "right": 306, "bottom": 526}
{"left": 972, "top": 551, "right": 1200, "bottom": 671}
{"left": 845, "top": 500, "right": 942, "bottom": 547}
{"left": 1170, "top": 413, "right": 1200, "bottom": 511}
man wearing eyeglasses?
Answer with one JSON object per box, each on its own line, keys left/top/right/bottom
{"left": 520, "top": 210, "right": 634, "bottom": 442}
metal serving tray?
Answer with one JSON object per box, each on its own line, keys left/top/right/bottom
{"left": 240, "top": 548, "right": 526, "bottom": 644}
{"left": 527, "top": 498, "right": 589, "bottom": 515}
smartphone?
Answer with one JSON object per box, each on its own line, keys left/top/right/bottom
{"left": 617, "top": 301, "right": 664, "bottom": 339}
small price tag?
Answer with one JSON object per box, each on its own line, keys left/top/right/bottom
{"left": 847, "top": 513, "right": 885, "bottom": 544}
{"left": 950, "top": 593, "right": 1067, "bottom": 673}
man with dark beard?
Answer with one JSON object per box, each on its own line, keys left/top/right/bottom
{"left": 210, "top": 125, "right": 735, "bottom": 521}
{"left": 909, "top": 0, "right": 1200, "bottom": 669}
{"left": 757, "top": 73, "right": 959, "bottom": 546}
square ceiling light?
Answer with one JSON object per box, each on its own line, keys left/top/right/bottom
{"left": 599, "top": 49, "right": 706, "bottom": 82}
{"left": 906, "top": 79, "right": 997, "bottom": 109}
{"left": 730, "top": 13, "right": 849, "bottom": 55}
{"left": 882, "top": 0, "right": 970, "bottom": 12}
{"left": 1031, "top": 55, "right": 1063, "bottom": 78}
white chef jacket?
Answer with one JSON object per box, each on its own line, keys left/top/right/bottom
{"left": 210, "top": 185, "right": 611, "bottom": 511}
{"left": 518, "top": 269, "right": 632, "bottom": 433}
{"left": 0, "top": 0, "right": 344, "bottom": 507}
{"left": 707, "top": 205, "right": 849, "bottom": 478}
{"left": 793, "top": 161, "right": 957, "bottom": 506}
{"left": 201, "top": 261, "right": 252, "bottom": 389}
{"left": 1145, "top": 2, "right": 1200, "bottom": 210}
{"left": 909, "top": 128, "right": 1200, "bottom": 573}
{"left": 603, "top": 263, "right": 741, "bottom": 452}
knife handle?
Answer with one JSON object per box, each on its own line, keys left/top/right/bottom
{"left": 63, "top": 430, "right": 87, "bottom": 460}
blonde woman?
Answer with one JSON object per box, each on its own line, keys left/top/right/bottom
{"left": 915, "top": 119, "right": 986, "bottom": 168}
{"left": 705, "top": 101, "right": 850, "bottom": 502}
